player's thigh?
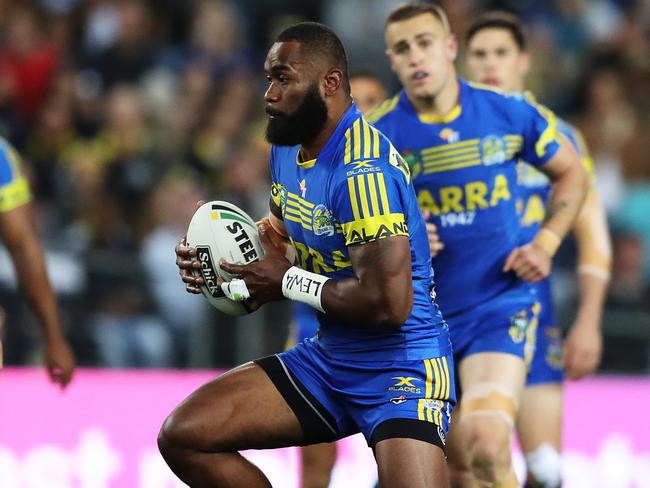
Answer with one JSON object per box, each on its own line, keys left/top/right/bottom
{"left": 517, "top": 383, "right": 562, "bottom": 453}
{"left": 160, "top": 361, "right": 303, "bottom": 452}
{"left": 459, "top": 351, "right": 527, "bottom": 420}
{"left": 375, "top": 437, "right": 449, "bottom": 488}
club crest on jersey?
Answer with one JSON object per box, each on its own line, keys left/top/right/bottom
{"left": 439, "top": 128, "right": 459, "bottom": 143}
{"left": 480, "top": 135, "right": 507, "bottom": 165}
{"left": 312, "top": 204, "right": 334, "bottom": 237}
{"left": 279, "top": 185, "right": 288, "bottom": 214}
{"left": 402, "top": 149, "right": 422, "bottom": 179}
{"left": 509, "top": 309, "right": 529, "bottom": 343}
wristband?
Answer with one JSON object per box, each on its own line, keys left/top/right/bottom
{"left": 281, "top": 266, "right": 330, "bottom": 313}
{"left": 533, "top": 228, "right": 561, "bottom": 256}
{"left": 577, "top": 265, "right": 611, "bottom": 282}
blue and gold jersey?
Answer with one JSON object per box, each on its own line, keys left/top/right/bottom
{"left": 0, "top": 138, "right": 31, "bottom": 213}
{"left": 270, "top": 104, "right": 450, "bottom": 361}
{"left": 518, "top": 115, "right": 595, "bottom": 243}
{"left": 369, "top": 79, "right": 560, "bottom": 316}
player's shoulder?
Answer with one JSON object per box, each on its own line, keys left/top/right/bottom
{"left": 466, "top": 81, "right": 535, "bottom": 113}
{"left": 365, "top": 93, "right": 401, "bottom": 125}
{"left": 0, "top": 137, "right": 21, "bottom": 185}
{"left": 331, "top": 116, "right": 409, "bottom": 185}
{"left": 556, "top": 117, "right": 581, "bottom": 145}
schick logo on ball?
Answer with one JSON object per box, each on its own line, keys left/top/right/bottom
{"left": 196, "top": 246, "right": 223, "bottom": 297}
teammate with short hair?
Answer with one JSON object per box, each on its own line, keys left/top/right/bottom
{"left": 368, "top": 4, "right": 588, "bottom": 487}
{"left": 465, "top": 12, "right": 612, "bottom": 488}
{"left": 163, "top": 22, "right": 454, "bottom": 488}
{"left": 0, "top": 137, "right": 75, "bottom": 387}
{"left": 350, "top": 70, "right": 388, "bottom": 116}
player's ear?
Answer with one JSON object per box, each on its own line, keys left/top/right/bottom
{"left": 447, "top": 33, "right": 458, "bottom": 62}
{"left": 519, "top": 51, "right": 531, "bottom": 78}
{"left": 323, "top": 68, "right": 343, "bottom": 96}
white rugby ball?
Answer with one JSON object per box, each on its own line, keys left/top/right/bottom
{"left": 186, "top": 201, "right": 264, "bottom": 315}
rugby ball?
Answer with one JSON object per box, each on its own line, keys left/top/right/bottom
{"left": 186, "top": 201, "right": 265, "bottom": 315}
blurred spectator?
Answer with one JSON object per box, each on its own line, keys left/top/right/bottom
{"left": 141, "top": 168, "right": 208, "bottom": 367}
{"left": 578, "top": 64, "right": 650, "bottom": 214}
{"left": 0, "top": 4, "right": 59, "bottom": 141}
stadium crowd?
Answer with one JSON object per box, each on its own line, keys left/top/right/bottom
{"left": 0, "top": 0, "right": 648, "bottom": 370}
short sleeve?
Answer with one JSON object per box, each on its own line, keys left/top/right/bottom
{"left": 0, "top": 143, "right": 31, "bottom": 213}
{"left": 331, "top": 165, "right": 409, "bottom": 246}
{"left": 561, "top": 123, "right": 596, "bottom": 185}
{"left": 268, "top": 147, "right": 283, "bottom": 208}
{"left": 517, "top": 96, "right": 561, "bottom": 167}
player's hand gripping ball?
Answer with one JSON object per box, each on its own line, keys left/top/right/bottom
{"left": 186, "top": 201, "right": 265, "bottom": 315}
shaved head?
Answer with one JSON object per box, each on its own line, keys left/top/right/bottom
{"left": 275, "top": 21, "right": 350, "bottom": 93}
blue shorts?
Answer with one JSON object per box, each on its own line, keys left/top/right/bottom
{"left": 294, "top": 302, "right": 320, "bottom": 342}
{"left": 256, "top": 338, "right": 456, "bottom": 450}
{"left": 446, "top": 286, "right": 539, "bottom": 363}
{"left": 526, "top": 281, "right": 563, "bottom": 386}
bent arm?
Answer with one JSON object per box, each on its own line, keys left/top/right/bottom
{"left": 535, "top": 135, "right": 589, "bottom": 255}
{"left": 321, "top": 235, "right": 414, "bottom": 330}
{"left": 572, "top": 189, "right": 612, "bottom": 329}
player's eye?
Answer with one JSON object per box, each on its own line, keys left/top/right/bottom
{"left": 418, "top": 39, "right": 432, "bottom": 49}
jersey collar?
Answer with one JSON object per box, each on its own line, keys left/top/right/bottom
{"left": 400, "top": 78, "right": 465, "bottom": 125}
{"left": 296, "top": 102, "right": 360, "bottom": 168}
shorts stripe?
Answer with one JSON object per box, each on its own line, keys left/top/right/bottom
{"left": 432, "top": 359, "right": 442, "bottom": 399}
{"left": 442, "top": 356, "right": 451, "bottom": 400}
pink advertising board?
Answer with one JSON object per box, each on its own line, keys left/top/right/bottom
{"left": 0, "top": 368, "right": 648, "bottom": 487}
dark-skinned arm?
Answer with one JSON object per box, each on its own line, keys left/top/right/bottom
{"left": 218, "top": 224, "right": 413, "bottom": 330}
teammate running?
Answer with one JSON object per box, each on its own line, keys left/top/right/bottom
{"left": 163, "top": 22, "right": 454, "bottom": 488}
{"left": 0, "top": 137, "right": 75, "bottom": 387}
{"left": 368, "top": 4, "right": 588, "bottom": 487}
{"left": 465, "top": 12, "right": 611, "bottom": 488}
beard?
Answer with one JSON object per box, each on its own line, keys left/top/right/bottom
{"left": 265, "top": 84, "right": 328, "bottom": 146}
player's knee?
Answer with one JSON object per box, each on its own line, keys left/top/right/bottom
{"left": 525, "top": 443, "right": 562, "bottom": 488}
{"left": 157, "top": 413, "right": 183, "bottom": 461}
{"left": 466, "top": 416, "right": 512, "bottom": 478}
{"left": 157, "top": 410, "right": 206, "bottom": 460}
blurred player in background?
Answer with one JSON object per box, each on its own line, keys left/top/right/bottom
{"left": 465, "top": 12, "right": 612, "bottom": 488}
{"left": 350, "top": 70, "right": 388, "bottom": 115}
{"left": 287, "top": 70, "right": 388, "bottom": 488}
{"left": 369, "top": 4, "right": 588, "bottom": 487}
{"left": 0, "top": 137, "right": 75, "bottom": 387}
{"left": 163, "top": 22, "right": 454, "bottom": 488}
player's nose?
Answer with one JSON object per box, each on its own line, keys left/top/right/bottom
{"left": 264, "top": 83, "right": 281, "bottom": 103}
